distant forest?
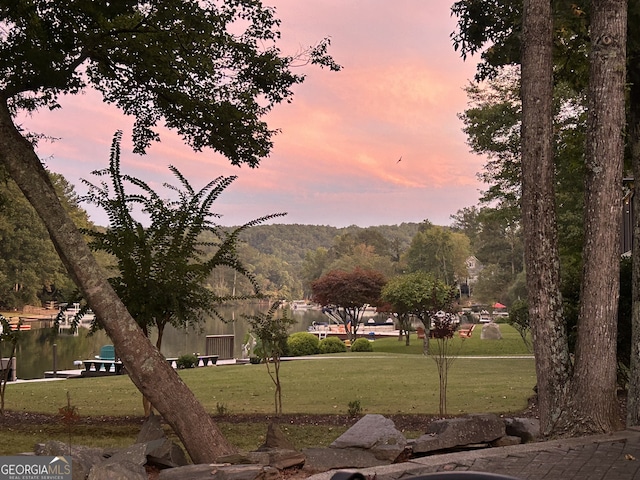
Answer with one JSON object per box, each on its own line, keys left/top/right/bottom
{"left": 206, "top": 222, "right": 424, "bottom": 301}
{"left": 238, "top": 223, "right": 421, "bottom": 269}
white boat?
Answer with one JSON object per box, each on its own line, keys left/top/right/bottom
{"left": 58, "top": 303, "right": 95, "bottom": 327}
{"left": 290, "top": 300, "right": 319, "bottom": 311}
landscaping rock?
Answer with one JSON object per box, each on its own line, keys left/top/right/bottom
{"left": 87, "top": 442, "right": 150, "bottom": 480}
{"left": 87, "top": 459, "right": 147, "bottom": 480}
{"left": 330, "top": 414, "right": 407, "bottom": 462}
{"left": 258, "top": 423, "right": 297, "bottom": 451}
{"left": 412, "top": 413, "right": 506, "bottom": 454}
{"left": 146, "top": 438, "right": 189, "bottom": 468}
{"left": 257, "top": 448, "right": 306, "bottom": 470}
{"left": 302, "top": 447, "right": 388, "bottom": 473}
{"left": 134, "top": 412, "right": 189, "bottom": 468}
{"left": 504, "top": 417, "right": 540, "bottom": 443}
{"left": 31, "top": 412, "right": 541, "bottom": 479}
{"left": 481, "top": 322, "right": 502, "bottom": 340}
{"left": 252, "top": 422, "right": 305, "bottom": 469}
{"left": 136, "top": 412, "right": 165, "bottom": 443}
{"left": 35, "top": 440, "right": 106, "bottom": 480}
{"left": 491, "top": 435, "right": 522, "bottom": 447}
{"left": 216, "top": 452, "right": 265, "bottom": 465}
{"left": 158, "top": 464, "right": 280, "bottom": 480}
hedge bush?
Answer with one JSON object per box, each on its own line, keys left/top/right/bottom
{"left": 319, "top": 336, "right": 347, "bottom": 354}
{"left": 287, "top": 332, "right": 320, "bottom": 356}
{"left": 351, "top": 338, "right": 373, "bottom": 352}
{"left": 176, "top": 353, "right": 198, "bottom": 369}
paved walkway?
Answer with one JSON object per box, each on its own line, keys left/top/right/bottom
{"left": 308, "top": 428, "right": 640, "bottom": 480}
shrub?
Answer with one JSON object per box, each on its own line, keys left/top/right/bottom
{"left": 319, "top": 336, "right": 347, "bottom": 354}
{"left": 215, "top": 402, "right": 229, "bottom": 415}
{"left": 176, "top": 353, "right": 198, "bottom": 369}
{"left": 351, "top": 338, "right": 373, "bottom": 352}
{"left": 347, "top": 399, "right": 362, "bottom": 416}
{"left": 287, "top": 332, "right": 320, "bottom": 356}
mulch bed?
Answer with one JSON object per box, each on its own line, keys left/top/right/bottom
{"left": 0, "top": 395, "right": 540, "bottom": 431}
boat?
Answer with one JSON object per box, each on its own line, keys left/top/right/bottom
{"left": 4, "top": 319, "right": 32, "bottom": 331}
{"left": 307, "top": 320, "right": 398, "bottom": 340}
{"left": 57, "top": 302, "right": 96, "bottom": 328}
{"left": 289, "top": 300, "right": 320, "bottom": 311}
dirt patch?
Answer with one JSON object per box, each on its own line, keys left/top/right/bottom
{"left": 0, "top": 410, "right": 147, "bottom": 427}
{"left": 0, "top": 396, "right": 540, "bottom": 432}
{"left": 0, "top": 410, "right": 439, "bottom": 431}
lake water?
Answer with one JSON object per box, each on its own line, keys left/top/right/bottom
{"left": 7, "top": 306, "right": 328, "bottom": 380}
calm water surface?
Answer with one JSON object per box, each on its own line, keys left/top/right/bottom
{"left": 9, "top": 306, "right": 324, "bottom": 379}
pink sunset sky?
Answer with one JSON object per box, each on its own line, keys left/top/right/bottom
{"left": 23, "top": 0, "right": 486, "bottom": 228}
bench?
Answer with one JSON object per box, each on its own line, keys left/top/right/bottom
{"left": 458, "top": 324, "right": 476, "bottom": 338}
{"left": 198, "top": 355, "right": 218, "bottom": 366}
{"left": 166, "top": 355, "right": 219, "bottom": 369}
{"left": 82, "top": 360, "right": 125, "bottom": 375}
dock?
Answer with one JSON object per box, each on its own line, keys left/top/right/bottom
{"left": 308, "top": 323, "right": 400, "bottom": 340}
{"left": 41, "top": 357, "right": 241, "bottom": 380}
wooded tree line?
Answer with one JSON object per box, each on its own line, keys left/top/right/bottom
{"left": 1, "top": 174, "right": 529, "bottom": 312}
{"left": 0, "top": 169, "right": 91, "bottom": 309}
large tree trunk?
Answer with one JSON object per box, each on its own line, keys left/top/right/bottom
{"left": 0, "top": 100, "right": 237, "bottom": 463}
{"left": 569, "top": 0, "right": 626, "bottom": 434}
{"left": 627, "top": 29, "right": 640, "bottom": 428}
{"left": 520, "top": 0, "right": 572, "bottom": 437}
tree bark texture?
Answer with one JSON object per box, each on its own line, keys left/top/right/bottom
{"left": 570, "top": 0, "right": 626, "bottom": 434}
{"left": 0, "top": 100, "right": 237, "bottom": 463}
{"left": 520, "top": 0, "right": 572, "bottom": 436}
{"left": 627, "top": 33, "right": 640, "bottom": 428}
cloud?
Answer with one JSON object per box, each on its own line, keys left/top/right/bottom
{"left": 20, "top": 0, "right": 485, "bottom": 228}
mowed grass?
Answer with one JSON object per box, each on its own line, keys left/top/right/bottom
{"left": 372, "top": 324, "right": 531, "bottom": 356}
{"left": 3, "top": 355, "right": 535, "bottom": 417}
{"left": 0, "top": 324, "right": 535, "bottom": 455}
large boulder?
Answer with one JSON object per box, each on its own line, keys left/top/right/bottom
{"left": 87, "top": 460, "right": 147, "bottom": 480}
{"left": 481, "top": 322, "right": 502, "bottom": 340}
{"left": 136, "top": 412, "right": 165, "bottom": 443}
{"left": 36, "top": 441, "right": 106, "bottom": 480}
{"left": 412, "top": 413, "right": 506, "bottom": 454}
{"left": 145, "top": 439, "right": 189, "bottom": 469}
{"left": 330, "top": 414, "right": 407, "bottom": 462}
{"left": 135, "top": 412, "right": 189, "bottom": 468}
{"left": 87, "top": 442, "right": 150, "bottom": 480}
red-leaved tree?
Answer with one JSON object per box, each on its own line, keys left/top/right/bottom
{"left": 311, "top": 268, "right": 386, "bottom": 342}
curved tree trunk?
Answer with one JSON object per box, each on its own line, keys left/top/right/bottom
{"left": 520, "top": 0, "right": 572, "bottom": 436}
{"left": 570, "top": 0, "right": 626, "bottom": 434}
{"left": 0, "top": 100, "right": 236, "bottom": 463}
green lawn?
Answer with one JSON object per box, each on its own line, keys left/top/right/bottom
{"left": 372, "top": 324, "right": 531, "bottom": 356}
{"left": 3, "top": 355, "right": 535, "bottom": 417}
{"left": 0, "top": 323, "right": 535, "bottom": 455}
